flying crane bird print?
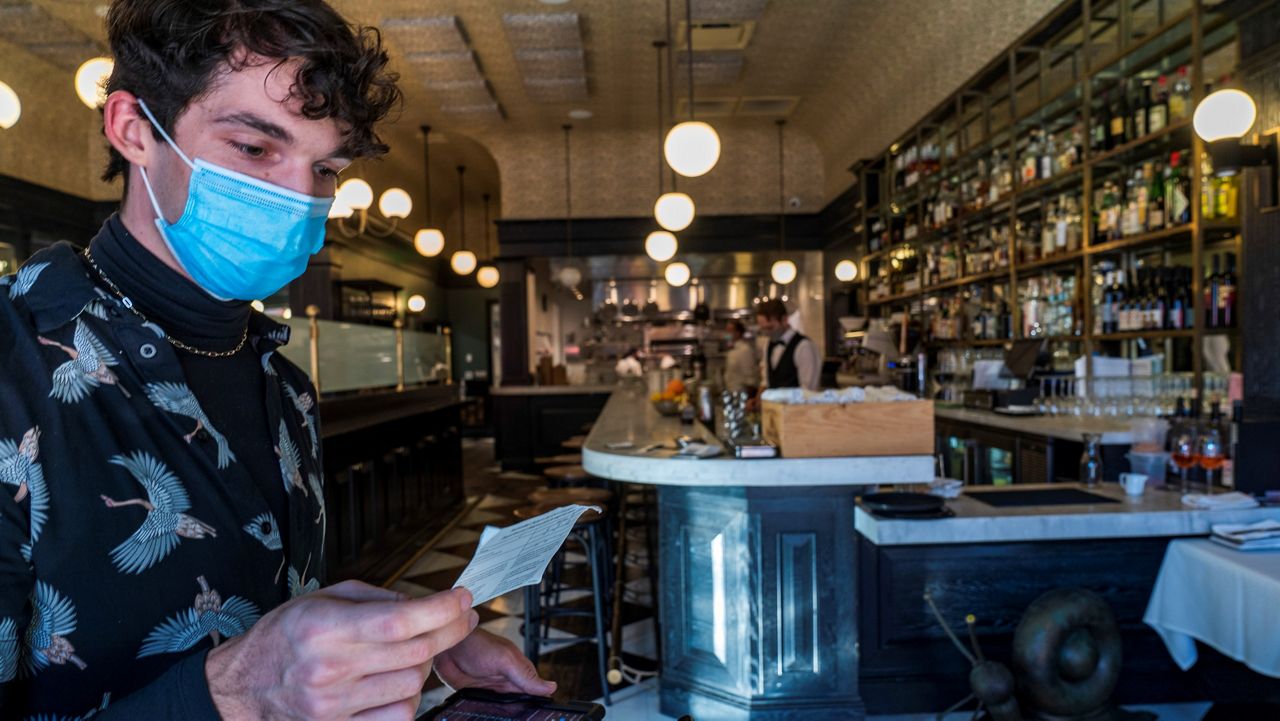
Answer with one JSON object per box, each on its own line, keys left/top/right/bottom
{"left": 138, "top": 576, "right": 261, "bottom": 657}
{"left": 243, "top": 512, "right": 282, "bottom": 551}
{"left": 0, "top": 427, "right": 49, "bottom": 556}
{"left": 37, "top": 319, "right": 131, "bottom": 402}
{"left": 100, "top": 452, "right": 216, "bottom": 574}
{"left": 23, "top": 582, "right": 87, "bottom": 675}
{"left": 25, "top": 692, "right": 111, "bottom": 721}
{"left": 7, "top": 261, "right": 50, "bottom": 299}
{"left": 275, "top": 419, "right": 307, "bottom": 496}
{"left": 0, "top": 617, "right": 16, "bottom": 683}
{"left": 283, "top": 381, "right": 319, "bottom": 459}
{"left": 145, "top": 382, "right": 235, "bottom": 469}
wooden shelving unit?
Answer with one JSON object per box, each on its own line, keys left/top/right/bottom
{"left": 838, "top": 0, "right": 1242, "bottom": 397}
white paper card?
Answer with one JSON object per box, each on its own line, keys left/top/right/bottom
{"left": 452, "top": 504, "right": 600, "bottom": 607}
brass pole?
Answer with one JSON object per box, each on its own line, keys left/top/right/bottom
{"left": 306, "top": 304, "right": 321, "bottom": 395}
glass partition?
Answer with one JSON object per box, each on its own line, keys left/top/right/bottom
{"left": 274, "top": 318, "right": 450, "bottom": 395}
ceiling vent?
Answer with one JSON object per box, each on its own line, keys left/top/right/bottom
{"left": 502, "top": 13, "right": 583, "bottom": 50}
{"left": 428, "top": 79, "right": 497, "bottom": 106}
{"left": 380, "top": 16, "right": 469, "bottom": 54}
{"left": 736, "top": 96, "right": 800, "bottom": 117}
{"left": 675, "top": 21, "right": 756, "bottom": 51}
{"left": 403, "top": 50, "right": 484, "bottom": 83}
{"left": 514, "top": 48, "right": 587, "bottom": 79}
{"left": 675, "top": 97, "right": 739, "bottom": 118}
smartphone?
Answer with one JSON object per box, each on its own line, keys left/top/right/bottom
{"left": 419, "top": 689, "right": 606, "bottom": 721}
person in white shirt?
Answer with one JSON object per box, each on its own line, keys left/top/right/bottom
{"left": 722, "top": 319, "right": 760, "bottom": 393}
{"left": 755, "top": 299, "right": 821, "bottom": 391}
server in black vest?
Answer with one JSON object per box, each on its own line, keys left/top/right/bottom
{"left": 755, "top": 299, "right": 821, "bottom": 391}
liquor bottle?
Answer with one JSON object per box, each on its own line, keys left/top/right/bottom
{"left": 1215, "top": 173, "right": 1239, "bottom": 220}
{"left": 1041, "top": 132, "right": 1056, "bottom": 180}
{"left": 1202, "top": 155, "right": 1218, "bottom": 221}
{"left": 1155, "top": 268, "right": 1170, "bottom": 329}
{"left": 1110, "top": 87, "right": 1128, "bottom": 148}
{"left": 1144, "top": 271, "right": 1160, "bottom": 329}
{"left": 1137, "top": 163, "right": 1153, "bottom": 231}
{"left": 1041, "top": 202, "right": 1056, "bottom": 259}
{"left": 1092, "top": 95, "right": 1110, "bottom": 152}
{"left": 1170, "top": 66, "right": 1191, "bottom": 120}
{"left": 1220, "top": 252, "right": 1237, "bottom": 328}
{"left": 1148, "top": 76, "right": 1169, "bottom": 133}
{"left": 1169, "top": 269, "right": 1187, "bottom": 330}
{"left": 1054, "top": 194, "right": 1069, "bottom": 255}
{"left": 1099, "top": 271, "right": 1114, "bottom": 334}
{"left": 1205, "top": 254, "right": 1221, "bottom": 328}
{"left": 1147, "top": 162, "right": 1166, "bottom": 231}
{"left": 1132, "top": 79, "right": 1150, "bottom": 139}
{"left": 1165, "top": 151, "right": 1191, "bottom": 226}
{"left": 1122, "top": 170, "right": 1142, "bottom": 236}
{"left": 1023, "top": 132, "right": 1041, "bottom": 185}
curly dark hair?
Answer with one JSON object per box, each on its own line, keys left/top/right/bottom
{"left": 755, "top": 298, "right": 789, "bottom": 321}
{"left": 102, "top": 0, "right": 402, "bottom": 183}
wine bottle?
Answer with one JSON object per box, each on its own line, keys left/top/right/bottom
{"left": 1109, "top": 88, "right": 1127, "bottom": 149}
{"left": 1205, "top": 254, "right": 1221, "bottom": 329}
{"left": 1132, "top": 79, "right": 1150, "bottom": 139}
{"left": 1220, "top": 252, "right": 1237, "bottom": 328}
{"left": 1148, "top": 75, "right": 1169, "bottom": 133}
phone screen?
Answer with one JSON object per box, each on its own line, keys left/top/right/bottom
{"left": 435, "top": 697, "right": 595, "bottom": 721}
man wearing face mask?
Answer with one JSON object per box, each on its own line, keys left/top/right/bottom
{"left": 0, "top": 1, "right": 553, "bottom": 719}
{"left": 755, "top": 299, "right": 821, "bottom": 392}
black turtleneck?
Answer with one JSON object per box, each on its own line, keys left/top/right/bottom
{"left": 87, "top": 215, "right": 288, "bottom": 534}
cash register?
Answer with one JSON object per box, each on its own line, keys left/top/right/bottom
{"left": 962, "top": 338, "right": 1045, "bottom": 411}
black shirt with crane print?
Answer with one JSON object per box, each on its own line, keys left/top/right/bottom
{"left": 0, "top": 230, "right": 325, "bottom": 719}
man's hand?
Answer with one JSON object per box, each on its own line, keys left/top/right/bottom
{"left": 205, "top": 581, "right": 478, "bottom": 721}
{"left": 433, "top": 628, "right": 556, "bottom": 697}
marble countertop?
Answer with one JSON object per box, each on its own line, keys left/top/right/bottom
{"left": 857, "top": 483, "right": 1280, "bottom": 545}
{"left": 490, "top": 384, "right": 616, "bottom": 396}
{"left": 935, "top": 406, "right": 1136, "bottom": 444}
{"left": 581, "top": 389, "right": 935, "bottom": 487}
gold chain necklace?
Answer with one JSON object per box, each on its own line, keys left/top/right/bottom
{"left": 82, "top": 248, "right": 248, "bottom": 358}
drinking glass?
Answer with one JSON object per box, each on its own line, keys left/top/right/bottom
{"left": 1170, "top": 422, "right": 1198, "bottom": 494}
{"left": 1197, "top": 424, "right": 1224, "bottom": 495}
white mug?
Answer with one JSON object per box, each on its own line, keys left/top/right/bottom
{"left": 1120, "top": 472, "right": 1149, "bottom": 496}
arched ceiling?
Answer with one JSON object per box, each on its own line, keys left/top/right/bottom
{"left": 9, "top": 0, "right": 1061, "bottom": 220}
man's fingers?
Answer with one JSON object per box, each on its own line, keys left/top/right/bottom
{"left": 351, "top": 695, "right": 421, "bottom": 721}
{"left": 316, "top": 579, "right": 407, "bottom": 603}
{"left": 339, "top": 665, "right": 432, "bottom": 717}
{"left": 353, "top": 588, "right": 473, "bottom": 643}
{"left": 505, "top": 649, "right": 557, "bottom": 695}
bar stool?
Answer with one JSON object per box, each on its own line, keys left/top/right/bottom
{"left": 543, "top": 464, "right": 592, "bottom": 489}
{"left": 527, "top": 485, "right": 617, "bottom": 612}
{"left": 562, "top": 435, "right": 587, "bottom": 450}
{"left": 528, "top": 486, "right": 613, "bottom": 505}
{"left": 517, "top": 501, "right": 613, "bottom": 705}
{"left": 533, "top": 452, "right": 583, "bottom": 466}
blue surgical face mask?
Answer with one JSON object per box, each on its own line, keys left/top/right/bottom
{"left": 135, "top": 99, "right": 333, "bottom": 301}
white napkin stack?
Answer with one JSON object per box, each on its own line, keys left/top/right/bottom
{"left": 759, "top": 386, "right": 918, "bottom": 405}
{"left": 1210, "top": 519, "right": 1280, "bottom": 551}
{"left": 1181, "top": 491, "right": 1260, "bottom": 511}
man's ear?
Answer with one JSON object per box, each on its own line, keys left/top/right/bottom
{"left": 102, "top": 90, "right": 152, "bottom": 167}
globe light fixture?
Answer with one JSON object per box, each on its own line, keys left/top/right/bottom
{"left": 476, "top": 266, "right": 500, "bottom": 288}
{"left": 835, "top": 259, "right": 858, "bottom": 282}
{"left": 771, "top": 259, "right": 798, "bottom": 285}
{"left": 664, "top": 261, "right": 691, "bottom": 287}
{"left": 645, "top": 230, "right": 678, "bottom": 262}
{"left": 414, "top": 228, "right": 445, "bottom": 257}
{"left": 250, "top": 300, "right": 265, "bottom": 312}
{"left": 328, "top": 196, "right": 354, "bottom": 219}
{"left": 450, "top": 249, "right": 477, "bottom": 276}
{"left": 378, "top": 188, "right": 412, "bottom": 219}
{"left": 75, "top": 57, "right": 113, "bottom": 109}
{"left": 654, "top": 192, "right": 695, "bottom": 231}
{"left": 1193, "top": 89, "right": 1257, "bottom": 142}
{"left": 558, "top": 265, "right": 583, "bottom": 288}
{"left": 664, "top": 121, "right": 721, "bottom": 178}
{"left": 407, "top": 294, "right": 427, "bottom": 313}
{"left": 336, "top": 178, "right": 373, "bottom": 211}
{"left": 0, "top": 81, "right": 20, "bottom": 129}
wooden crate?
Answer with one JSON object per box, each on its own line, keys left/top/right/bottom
{"left": 760, "top": 400, "right": 935, "bottom": 457}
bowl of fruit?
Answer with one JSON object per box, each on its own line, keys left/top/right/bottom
{"left": 651, "top": 379, "right": 687, "bottom": 416}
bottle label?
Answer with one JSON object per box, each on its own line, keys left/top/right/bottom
{"left": 1111, "top": 117, "right": 1125, "bottom": 137}
{"left": 1149, "top": 107, "right": 1168, "bottom": 133}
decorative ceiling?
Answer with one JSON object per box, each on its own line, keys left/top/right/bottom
{"left": 7, "top": 0, "right": 1061, "bottom": 222}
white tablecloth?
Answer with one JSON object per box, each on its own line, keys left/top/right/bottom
{"left": 1144, "top": 538, "right": 1280, "bottom": 678}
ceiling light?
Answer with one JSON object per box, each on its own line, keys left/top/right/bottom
{"left": 476, "top": 266, "right": 500, "bottom": 288}
{"left": 654, "top": 192, "right": 695, "bottom": 231}
{"left": 378, "top": 188, "right": 413, "bottom": 219}
{"left": 328, "top": 197, "right": 354, "bottom": 219}
{"left": 451, "top": 249, "right": 477, "bottom": 276}
{"left": 415, "top": 228, "right": 445, "bottom": 257}
{"left": 0, "top": 81, "right": 20, "bottom": 129}
{"left": 1194, "top": 89, "right": 1257, "bottom": 142}
{"left": 771, "top": 259, "right": 797, "bottom": 285}
{"left": 568, "top": 108, "right": 593, "bottom": 119}
{"left": 558, "top": 265, "right": 583, "bottom": 288}
{"left": 74, "top": 57, "right": 113, "bottom": 109}
{"left": 336, "top": 178, "right": 373, "bottom": 211}
{"left": 834, "top": 259, "right": 858, "bottom": 282}
{"left": 408, "top": 294, "right": 427, "bottom": 313}
{"left": 250, "top": 300, "right": 265, "bottom": 312}
{"left": 645, "top": 231, "right": 678, "bottom": 262}
{"left": 664, "top": 262, "right": 691, "bottom": 287}
{"left": 664, "top": 121, "right": 721, "bottom": 178}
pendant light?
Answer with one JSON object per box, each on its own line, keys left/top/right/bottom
{"left": 647, "top": 41, "right": 684, "bottom": 261}
{"left": 834, "top": 259, "right": 859, "bottom": 282}
{"left": 450, "top": 165, "right": 477, "bottom": 275}
{"left": 663, "top": 0, "right": 720, "bottom": 178}
{"left": 557, "top": 125, "right": 582, "bottom": 288}
{"left": 664, "top": 261, "right": 691, "bottom": 287}
{"left": 476, "top": 193, "right": 500, "bottom": 289}
{"left": 651, "top": 40, "right": 695, "bottom": 233}
{"left": 414, "top": 126, "right": 446, "bottom": 257}
{"left": 770, "top": 119, "right": 797, "bottom": 286}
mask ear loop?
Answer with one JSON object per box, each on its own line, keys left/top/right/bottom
{"left": 134, "top": 98, "right": 195, "bottom": 226}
